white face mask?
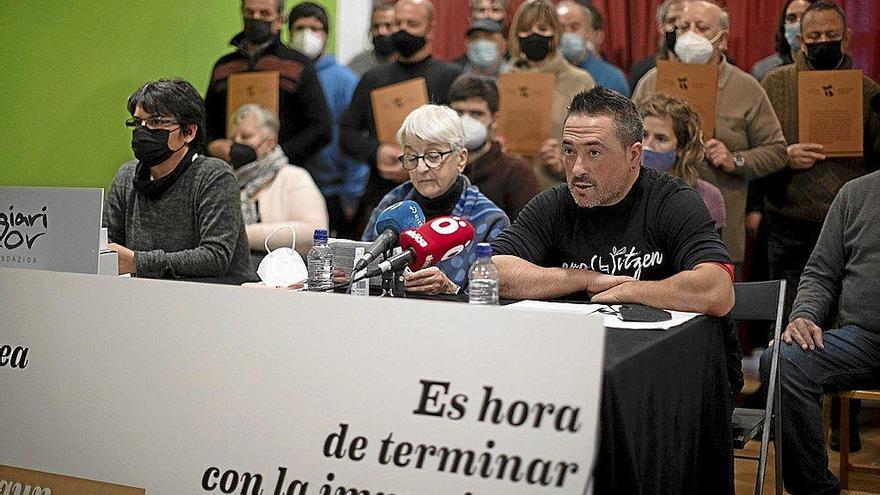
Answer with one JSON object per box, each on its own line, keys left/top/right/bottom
{"left": 291, "top": 28, "right": 325, "bottom": 60}
{"left": 257, "top": 226, "right": 309, "bottom": 288}
{"left": 460, "top": 114, "right": 490, "bottom": 151}
{"left": 674, "top": 30, "right": 723, "bottom": 64}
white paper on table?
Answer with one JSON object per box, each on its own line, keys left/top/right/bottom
{"left": 505, "top": 300, "right": 605, "bottom": 315}
{"left": 602, "top": 304, "right": 701, "bottom": 330}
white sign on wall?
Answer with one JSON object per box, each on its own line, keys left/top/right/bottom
{"left": 0, "top": 268, "right": 605, "bottom": 494}
{"left": 0, "top": 187, "right": 103, "bottom": 274}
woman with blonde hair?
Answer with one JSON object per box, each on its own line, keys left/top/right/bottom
{"left": 506, "top": 0, "right": 595, "bottom": 190}
{"left": 639, "top": 93, "right": 726, "bottom": 231}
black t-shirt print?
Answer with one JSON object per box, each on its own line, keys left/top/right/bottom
{"left": 492, "top": 167, "right": 731, "bottom": 282}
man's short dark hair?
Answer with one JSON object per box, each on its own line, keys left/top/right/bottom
{"left": 289, "top": 2, "right": 329, "bottom": 33}
{"left": 447, "top": 75, "right": 500, "bottom": 114}
{"left": 565, "top": 86, "right": 643, "bottom": 149}
{"left": 801, "top": 0, "right": 847, "bottom": 31}
{"left": 127, "top": 79, "right": 207, "bottom": 153}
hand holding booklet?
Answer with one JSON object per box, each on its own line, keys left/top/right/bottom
{"left": 798, "top": 69, "right": 864, "bottom": 157}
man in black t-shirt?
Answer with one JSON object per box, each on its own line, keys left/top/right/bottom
{"left": 493, "top": 87, "right": 735, "bottom": 316}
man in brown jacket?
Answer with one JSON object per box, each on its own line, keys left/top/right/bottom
{"left": 760, "top": 0, "right": 880, "bottom": 318}
{"left": 448, "top": 75, "right": 541, "bottom": 221}
{"left": 633, "top": 0, "right": 788, "bottom": 265}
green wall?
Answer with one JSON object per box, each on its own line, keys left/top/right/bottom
{"left": 0, "top": 0, "right": 335, "bottom": 189}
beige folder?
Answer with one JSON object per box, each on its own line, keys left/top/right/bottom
{"left": 0, "top": 464, "right": 145, "bottom": 494}
{"left": 370, "top": 77, "right": 429, "bottom": 144}
{"left": 497, "top": 72, "right": 555, "bottom": 155}
{"left": 226, "top": 71, "right": 280, "bottom": 137}
{"left": 656, "top": 60, "right": 719, "bottom": 139}
{"left": 798, "top": 69, "right": 864, "bottom": 157}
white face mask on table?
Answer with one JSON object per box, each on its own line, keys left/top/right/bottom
{"left": 257, "top": 226, "right": 309, "bottom": 288}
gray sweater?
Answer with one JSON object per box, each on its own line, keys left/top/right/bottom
{"left": 104, "top": 155, "right": 252, "bottom": 281}
{"left": 791, "top": 170, "right": 880, "bottom": 332}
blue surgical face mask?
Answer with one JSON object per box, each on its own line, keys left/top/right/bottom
{"left": 467, "top": 39, "right": 500, "bottom": 69}
{"left": 642, "top": 148, "right": 678, "bottom": 172}
{"left": 560, "top": 32, "right": 587, "bottom": 64}
{"left": 784, "top": 21, "right": 801, "bottom": 53}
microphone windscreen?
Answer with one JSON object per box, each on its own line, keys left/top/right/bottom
{"left": 398, "top": 216, "right": 475, "bottom": 271}
{"left": 375, "top": 200, "right": 425, "bottom": 236}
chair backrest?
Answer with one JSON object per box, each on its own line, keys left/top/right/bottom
{"left": 732, "top": 279, "right": 787, "bottom": 495}
{"left": 731, "top": 280, "right": 787, "bottom": 322}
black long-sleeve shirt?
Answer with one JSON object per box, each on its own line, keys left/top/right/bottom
{"left": 340, "top": 56, "right": 461, "bottom": 232}
{"left": 205, "top": 33, "right": 332, "bottom": 167}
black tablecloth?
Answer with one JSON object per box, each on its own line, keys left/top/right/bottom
{"left": 595, "top": 316, "right": 734, "bottom": 494}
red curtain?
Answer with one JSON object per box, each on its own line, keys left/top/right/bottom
{"left": 432, "top": 0, "right": 879, "bottom": 80}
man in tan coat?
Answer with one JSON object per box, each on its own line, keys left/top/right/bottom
{"left": 633, "top": 0, "right": 788, "bottom": 265}
{"left": 760, "top": 1, "right": 880, "bottom": 318}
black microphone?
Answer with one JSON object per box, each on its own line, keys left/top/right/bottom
{"left": 365, "top": 249, "right": 415, "bottom": 278}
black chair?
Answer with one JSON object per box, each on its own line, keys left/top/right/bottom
{"left": 731, "top": 280, "right": 786, "bottom": 495}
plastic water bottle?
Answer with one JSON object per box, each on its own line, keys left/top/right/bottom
{"left": 307, "top": 228, "right": 333, "bottom": 291}
{"left": 468, "top": 243, "right": 499, "bottom": 305}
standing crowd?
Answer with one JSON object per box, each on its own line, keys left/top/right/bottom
{"left": 103, "top": 1, "right": 879, "bottom": 493}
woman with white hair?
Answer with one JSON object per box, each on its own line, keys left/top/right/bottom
{"left": 229, "top": 104, "right": 328, "bottom": 261}
{"left": 362, "top": 104, "right": 510, "bottom": 295}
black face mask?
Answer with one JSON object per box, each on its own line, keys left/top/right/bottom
{"left": 373, "top": 34, "right": 396, "bottom": 58}
{"left": 519, "top": 33, "right": 553, "bottom": 62}
{"left": 229, "top": 142, "right": 258, "bottom": 169}
{"left": 131, "top": 127, "right": 184, "bottom": 167}
{"left": 244, "top": 18, "right": 274, "bottom": 44}
{"left": 805, "top": 40, "right": 844, "bottom": 70}
{"left": 664, "top": 29, "right": 677, "bottom": 55}
{"left": 391, "top": 29, "right": 426, "bottom": 58}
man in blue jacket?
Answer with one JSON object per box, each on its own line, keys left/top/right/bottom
{"left": 557, "top": 1, "right": 630, "bottom": 96}
{"left": 289, "top": 2, "right": 368, "bottom": 238}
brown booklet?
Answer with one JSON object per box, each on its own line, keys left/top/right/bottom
{"left": 497, "top": 72, "right": 556, "bottom": 155}
{"left": 798, "top": 69, "right": 864, "bottom": 157}
{"left": 0, "top": 464, "right": 145, "bottom": 494}
{"left": 656, "top": 60, "right": 719, "bottom": 139}
{"left": 370, "top": 77, "right": 429, "bottom": 144}
{"left": 226, "top": 71, "right": 280, "bottom": 137}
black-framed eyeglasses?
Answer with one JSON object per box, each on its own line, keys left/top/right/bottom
{"left": 125, "top": 116, "right": 179, "bottom": 129}
{"left": 398, "top": 150, "right": 455, "bottom": 170}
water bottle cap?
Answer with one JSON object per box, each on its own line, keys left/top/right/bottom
{"left": 313, "top": 228, "right": 328, "bottom": 241}
{"left": 476, "top": 242, "right": 493, "bottom": 258}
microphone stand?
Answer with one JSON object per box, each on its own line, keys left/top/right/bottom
{"left": 379, "top": 248, "right": 406, "bottom": 298}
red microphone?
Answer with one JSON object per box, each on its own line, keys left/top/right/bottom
{"left": 365, "top": 216, "right": 475, "bottom": 276}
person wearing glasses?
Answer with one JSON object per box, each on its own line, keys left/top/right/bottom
{"left": 204, "top": 0, "right": 331, "bottom": 170}
{"left": 361, "top": 105, "right": 509, "bottom": 295}
{"left": 103, "top": 79, "right": 252, "bottom": 282}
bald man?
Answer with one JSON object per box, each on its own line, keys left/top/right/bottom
{"left": 340, "top": 0, "right": 462, "bottom": 236}
{"left": 633, "top": 0, "right": 787, "bottom": 267}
